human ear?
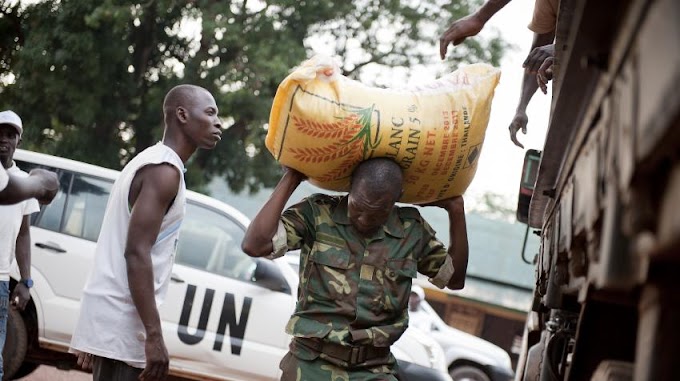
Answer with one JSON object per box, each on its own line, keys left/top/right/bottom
{"left": 176, "top": 107, "right": 188, "bottom": 123}
{"left": 392, "top": 189, "right": 404, "bottom": 204}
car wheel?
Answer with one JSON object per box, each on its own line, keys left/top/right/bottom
{"left": 8, "top": 361, "right": 39, "bottom": 380}
{"left": 2, "top": 308, "right": 28, "bottom": 380}
{"left": 449, "top": 365, "right": 491, "bottom": 381}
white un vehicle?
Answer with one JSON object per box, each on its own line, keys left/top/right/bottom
{"left": 2, "top": 149, "right": 452, "bottom": 381}
{"left": 413, "top": 293, "right": 514, "bottom": 381}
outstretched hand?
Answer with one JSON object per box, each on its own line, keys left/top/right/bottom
{"left": 439, "top": 14, "right": 484, "bottom": 59}
{"left": 509, "top": 112, "right": 528, "bottom": 149}
{"left": 523, "top": 44, "right": 555, "bottom": 73}
{"left": 537, "top": 57, "right": 555, "bottom": 94}
{"left": 28, "top": 168, "right": 59, "bottom": 204}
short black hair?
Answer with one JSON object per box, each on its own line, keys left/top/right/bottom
{"left": 163, "top": 84, "right": 208, "bottom": 120}
{"left": 351, "top": 158, "right": 403, "bottom": 201}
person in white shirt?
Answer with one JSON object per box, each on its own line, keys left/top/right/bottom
{"left": 0, "top": 165, "right": 7, "bottom": 192}
{"left": 70, "top": 85, "right": 223, "bottom": 381}
{"left": 408, "top": 285, "right": 437, "bottom": 333}
{"left": 0, "top": 111, "right": 57, "bottom": 206}
{"left": 0, "top": 110, "right": 41, "bottom": 380}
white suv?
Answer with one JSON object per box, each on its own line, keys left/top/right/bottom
{"left": 2, "top": 149, "right": 451, "bottom": 381}
{"left": 410, "top": 288, "right": 515, "bottom": 381}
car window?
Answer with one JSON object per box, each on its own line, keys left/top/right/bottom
{"left": 15, "top": 160, "right": 67, "bottom": 227}
{"left": 61, "top": 174, "right": 112, "bottom": 241}
{"left": 23, "top": 166, "right": 113, "bottom": 242}
{"left": 177, "top": 202, "right": 257, "bottom": 283}
{"left": 33, "top": 171, "right": 71, "bottom": 231}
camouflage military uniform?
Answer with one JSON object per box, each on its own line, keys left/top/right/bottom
{"left": 272, "top": 194, "right": 452, "bottom": 380}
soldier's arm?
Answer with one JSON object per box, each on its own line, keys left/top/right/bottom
{"left": 444, "top": 197, "right": 469, "bottom": 289}
{"left": 242, "top": 167, "right": 306, "bottom": 257}
{"left": 414, "top": 197, "right": 468, "bottom": 290}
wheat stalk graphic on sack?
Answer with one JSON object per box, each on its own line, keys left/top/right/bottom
{"left": 286, "top": 105, "right": 382, "bottom": 181}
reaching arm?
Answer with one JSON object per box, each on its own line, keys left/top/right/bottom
{"left": 510, "top": 32, "right": 555, "bottom": 148}
{"left": 11, "top": 215, "right": 32, "bottom": 310}
{"left": 242, "top": 168, "right": 306, "bottom": 257}
{"left": 125, "top": 164, "right": 179, "bottom": 381}
{"left": 439, "top": 0, "right": 511, "bottom": 59}
{"left": 0, "top": 169, "right": 58, "bottom": 205}
{"left": 523, "top": 41, "right": 555, "bottom": 73}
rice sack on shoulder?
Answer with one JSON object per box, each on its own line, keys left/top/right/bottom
{"left": 267, "top": 55, "right": 501, "bottom": 204}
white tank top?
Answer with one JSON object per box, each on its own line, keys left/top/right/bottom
{"left": 0, "top": 166, "right": 8, "bottom": 191}
{"left": 70, "top": 142, "right": 186, "bottom": 368}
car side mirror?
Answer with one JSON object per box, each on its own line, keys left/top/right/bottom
{"left": 516, "top": 149, "right": 542, "bottom": 224}
{"left": 253, "top": 258, "right": 291, "bottom": 294}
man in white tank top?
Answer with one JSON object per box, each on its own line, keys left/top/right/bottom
{"left": 70, "top": 84, "right": 223, "bottom": 381}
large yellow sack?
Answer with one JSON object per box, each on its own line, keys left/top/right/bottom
{"left": 266, "top": 55, "right": 501, "bottom": 203}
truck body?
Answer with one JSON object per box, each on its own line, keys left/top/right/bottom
{"left": 515, "top": 0, "right": 680, "bottom": 380}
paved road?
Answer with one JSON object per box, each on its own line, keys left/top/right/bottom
{"left": 16, "top": 365, "right": 192, "bottom": 381}
{"left": 17, "top": 366, "right": 90, "bottom": 381}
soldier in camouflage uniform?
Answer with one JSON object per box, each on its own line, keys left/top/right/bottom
{"left": 242, "top": 158, "right": 469, "bottom": 380}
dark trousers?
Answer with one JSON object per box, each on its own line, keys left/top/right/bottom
{"left": 93, "top": 356, "right": 143, "bottom": 381}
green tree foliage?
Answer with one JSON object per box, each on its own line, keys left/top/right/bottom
{"left": 468, "top": 191, "right": 516, "bottom": 221}
{"left": 0, "top": 0, "right": 507, "bottom": 193}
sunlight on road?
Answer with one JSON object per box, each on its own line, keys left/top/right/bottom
{"left": 17, "top": 366, "right": 90, "bottom": 381}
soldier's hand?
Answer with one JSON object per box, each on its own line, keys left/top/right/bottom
{"left": 283, "top": 166, "right": 307, "bottom": 183}
{"left": 419, "top": 196, "right": 464, "bottom": 212}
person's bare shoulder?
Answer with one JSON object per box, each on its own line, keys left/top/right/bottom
{"left": 131, "top": 163, "right": 181, "bottom": 207}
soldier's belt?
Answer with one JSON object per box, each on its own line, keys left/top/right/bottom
{"left": 293, "top": 337, "right": 390, "bottom": 367}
